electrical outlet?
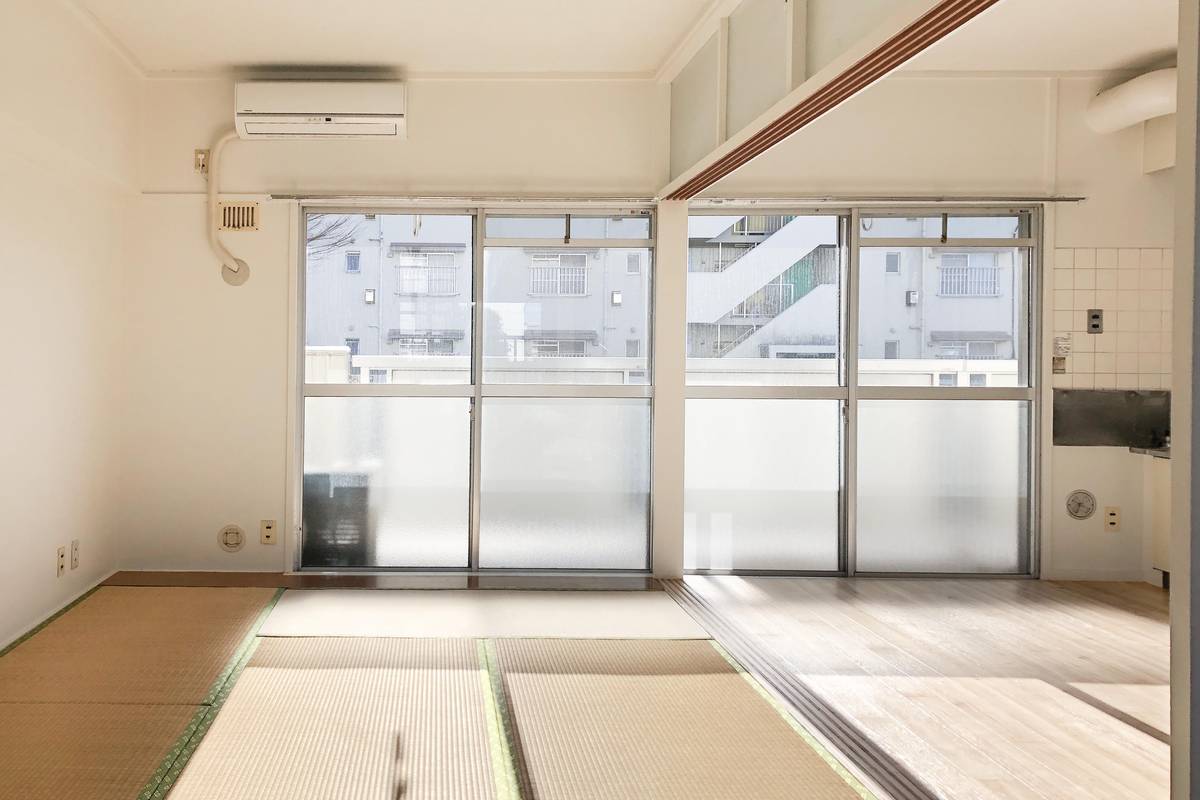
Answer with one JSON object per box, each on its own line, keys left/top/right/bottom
{"left": 260, "top": 520, "right": 277, "bottom": 545}
{"left": 56, "top": 546, "right": 66, "bottom": 577}
{"left": 194, "top": 149, "right": 210, "bottom": 175}
{"left": 70, "top": 539, "right": 80, "bottom": 570}
{"left": 1104, "top": 506, "right": 1121, "bottom": 530}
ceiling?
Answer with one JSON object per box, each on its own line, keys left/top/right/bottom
{"left": 905, "top": 0, "right": 1177, "bottom": 74}
{"left": 73, "top": 0, "right": 716, "bottom": 76}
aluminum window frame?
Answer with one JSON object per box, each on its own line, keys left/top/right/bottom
{"left": 289, "top": 202, "right": 1037, "bottom": 578}
{"left": 294, "top": 204, "right": 656, "bottom": 574}
{"left": 684, "top": 208, "right": 851, "bottom": 575}
{"left": 683, "top": 205, "right": 1040, "bottom": 578}
{"left": 479, "top": 207, "right": 656, "bottom": 571}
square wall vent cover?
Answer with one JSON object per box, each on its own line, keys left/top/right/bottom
{"left": 219, "top": 201, "right": 259, "bottom": 231}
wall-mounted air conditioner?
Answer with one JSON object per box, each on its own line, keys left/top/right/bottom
{"left": 234, "top": 81, "right": 406, "bottom": 140}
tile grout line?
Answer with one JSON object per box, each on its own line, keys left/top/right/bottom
{"left": 137, "top": 587, "right": 286, "bottom": 800}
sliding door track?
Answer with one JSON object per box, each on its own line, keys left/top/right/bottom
{"left": 661, "top": 579, "right": 942, "bottom": 800}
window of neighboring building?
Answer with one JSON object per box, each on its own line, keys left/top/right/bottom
{"left": 939, "top": 252, "right": 1000, "bottom": 296}
{"left": 396, "top": 251, "right": 457, "bottom": 295}
{"left": 529, "top": 253, "right": 588, "bottom": 296}
{"left": 364, "top": 288, "right": 376, "bottom": 304}
{"left": 938, "top": 373, "right": 956, "bottom": 387}
{"left": 883, "top": 340, "right": 899, "bottom": 359}
{"left": 885, "top": 252, "right": 901, "bottom": 273}
{"left": 368, "top": 368, "right": 388, "bottom": 384}
{"left": 936, "top": 340, "right": 1000, "bottom": 359}
{"left": 969, "top": 373, "right": 987, "bottom": 387}
{"left": 345, "top": 338, "right": 361, "bottom": 383}
{"left": 528, "top": 339, "right": 586, "bottom": 358}
{"left": 393, "top": 338, "right": 455, "bottom": 356}
{"left": 345, "top": 251, "right": 361, "bottom": 273}
{"left": 627, "top": 252, "right": 642, "bottom": 275}
{"left": 626, "top": 339, "right": 641, "bottom": 358}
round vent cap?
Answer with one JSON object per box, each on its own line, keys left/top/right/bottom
{"left": 218, "top": 524, "right": 245, "bottom": 552}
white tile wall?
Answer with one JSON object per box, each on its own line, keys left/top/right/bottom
{"left": 1051, "top": 247, "right": 1173, "bottom": 390}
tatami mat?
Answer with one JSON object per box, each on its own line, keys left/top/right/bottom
{"left": 260, "top": 589, "right": 709, "bottom": 639}
{"left": 0, "top": 586, "right": 278, "bottom": 704}
{"left": 167, "top": 637, "right": 500, "bottom": 800}
{"left": 493, "top": 639, "right": 872, "bottom": 800}
{"left": 0, "top": 702, "right": 198, "bottom": 800}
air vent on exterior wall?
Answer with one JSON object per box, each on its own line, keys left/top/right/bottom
{"left": 219, "top": 201, "right": 259, "bottom": 231}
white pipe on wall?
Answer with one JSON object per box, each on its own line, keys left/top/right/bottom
{"left": 1086, "top": 67, "right": 1178, "bottom": 134}
{"left": 207, "top": 129, "right": 250, "bottom": 285}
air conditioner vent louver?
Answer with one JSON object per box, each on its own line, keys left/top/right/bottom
{"left": 219, "top": 202, "right": 259, "bottom": 231}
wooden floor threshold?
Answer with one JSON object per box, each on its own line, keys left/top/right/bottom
{"left": 104, "top": 571, "right": 658, "bottom": 591}
{"left": 662, "top": 578, "right": 940, "bottom": 800}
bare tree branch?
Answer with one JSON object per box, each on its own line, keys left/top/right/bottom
{"left": 306, "top": 214, "right": 362, "bottom": 256}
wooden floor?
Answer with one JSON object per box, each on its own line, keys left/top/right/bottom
{"left": 684, "top": 576, "right": 1169, "bottom": 800}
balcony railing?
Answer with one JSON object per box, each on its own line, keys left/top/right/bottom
{"left": 730, "top": 283, "right": 795, "bottom": 318}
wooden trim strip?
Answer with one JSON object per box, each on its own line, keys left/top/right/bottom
{"left": 665, "top": 0, "right": 1001, "bottom": 200}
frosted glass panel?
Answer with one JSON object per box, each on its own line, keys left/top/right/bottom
{"left": 856, "top": 400, "right": 1030, "bottom": 573}
{"left": 302, "top": 397, "right": 470, "bottom": 568}
{"left": 479, "top": 399, "right": 650, "bottom": 569}
{"left": 685, "top": 400, "right": 840, "bottom": 571}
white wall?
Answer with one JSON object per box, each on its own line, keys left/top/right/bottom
{"left": 143, "top": 77, "right": 668, "bottom": 196}
{"left": 1046, "top": 77, "right": 1175, "bottom": 583}
{"left": 704, "top": 76, "right": 1052, "bottom": 196}
{"left": 117, "top": 197, "right": 292, "bottom": 571}
{"left": 120, "top": 75, "right": 670, "bottom": 571}
{"left": 707, "top": 72, "right": 1175, "bottom": 583}
{"left": 8, "top": 4, "right": 1173, "bottom": 585}
{"left": 670, "top": 35, "right": 721, "bottom": 181}
{"left": 0, "top": 0, "right": 140, "bottom": 645}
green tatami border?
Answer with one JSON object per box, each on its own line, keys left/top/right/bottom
{"left": 138, "top": 587, "right": 285, "bottom": 800}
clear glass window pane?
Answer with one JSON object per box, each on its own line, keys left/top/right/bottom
{"left": 483, "top": 247, "right": 650, "bottom": 384}
{"left": 305, "top": 213, "right": 472, "bottom": 385}
{"left": 858, "top": 214, "right": 1028, "bottom": 239}
{"left": 686, "top": 214, "right": 841, "bottom": 386}
{"left": 302, "top": 397, "right": 470, "bottom": 568}
{"left": 857, "top": 246, "right": 1028, "bottom": 387}
{"left": 685, "top": 400, "right": 840, "bottom": 571}
{"left": 485, "top": 215, "right": 566, "bottom": 239}
{"left": 479, "top": 398, "right": 650, "bottom": 569}
{"left": 856, "top": 400, "right": 1030, "bottom": 573}
{"left": 569, "top": 215, "right": 652, "bottom": 239}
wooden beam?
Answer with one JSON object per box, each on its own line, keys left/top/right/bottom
{"left": 663, "top": 0, "right": 1001, "bottom": 200}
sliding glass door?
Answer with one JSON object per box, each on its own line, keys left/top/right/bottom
{"left": 684, "top": 213, "right": 845, "bottom": 572}
{"left": 301, "top": 212, "right": 475, "bottom": 568}
{"left": 298, "top": 205, "right": 1034, "bottom": 575}
{"left": 300, "top": 208, "right": 654, "bottom": 570}
{"left": 852, "top": 212, "right": 1034, "bottom": 573}
{"left": 683, "top": 208, "right": 1036, "bottom": 575}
